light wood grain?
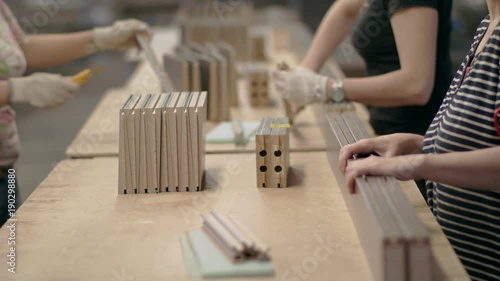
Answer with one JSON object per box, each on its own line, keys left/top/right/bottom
{"left": 0, "top": 154, "right": 370, "bottom": 281}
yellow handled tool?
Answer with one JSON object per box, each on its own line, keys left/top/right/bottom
{"left": 71, "top": 66, "right": 103, "bottom": 86}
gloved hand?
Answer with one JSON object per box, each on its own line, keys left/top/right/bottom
{"left": 92, "top": 19, "right": 151, "bottom": 51}
{"left": 273, "top": 66, "right": 329, "bottom": 107}
{"left": 9, "top": 73, "right": 79, "bottom": 109}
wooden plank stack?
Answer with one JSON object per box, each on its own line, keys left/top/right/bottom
{"left": 255, "top": 117, "right": 290, "bottom": 188}
{"left": 202, "top": 211, "right": 271, "bottom": 261}
{"left": 177, "top": 1, "right": 252, "bottom": 61}
{"left": 169, "top": 43, "right": 238, "bottom": 122}
{"left": 325, "top": 111, "right": 433, "bottom": 281}
{"left": 118, "top": 92, "right": 207, "bottom": 194}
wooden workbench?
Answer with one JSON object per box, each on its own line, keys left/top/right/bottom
{"left": 14, "top": 14, "right": 468, "bottom": 281}
{"left": 0, "top": 153, "right": 468, "bottom": 281}
{"left": 66, "top": 28, "right": 328, "bottom": 158}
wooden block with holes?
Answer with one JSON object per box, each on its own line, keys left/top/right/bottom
{"left": 255, "top": 117, "right": 290, "bottom": 188}
{"left": 248, "top": 64, "right": 270, "bottom": 107}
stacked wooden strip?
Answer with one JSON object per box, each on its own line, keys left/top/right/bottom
{"left": 202, "top": 211, "right": 271, "bottom": 262}
{"left": 118, "top": 92, "right": 207, "bottom": 194}
{"left": 136, "top": 34, "right": 175, "bottom": 92}
{"left": 255, "top": 117, "right": 290, "bottom": 188}
{"left": 170, "top": 42, "right": 237, "bottom": 122}
{"left": 325, "top": 111, "right": 433, "bottom": 281}
{"left": 177, "top": 0, "right": 253, "bottom": 23}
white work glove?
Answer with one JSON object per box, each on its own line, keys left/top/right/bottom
{"left": 273, "top": 66, "right": 329, "bottom": 107}
{"left": 92, "top": 19, "right": 151, "bottom": 51}
{"left": 9, "top": 73, "right": 79, "bottom": 109}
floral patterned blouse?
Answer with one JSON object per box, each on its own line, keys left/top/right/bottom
{"left": 0, "top": 1, "right": 26, "bottom": 167}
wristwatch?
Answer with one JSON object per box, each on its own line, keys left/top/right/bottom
{"left": 330, "top": 78, "right": 345, "bottom": 103}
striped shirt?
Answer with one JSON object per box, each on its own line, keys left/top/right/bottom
{"left": 423, "top": 16, "right": 500, "bottom": 281}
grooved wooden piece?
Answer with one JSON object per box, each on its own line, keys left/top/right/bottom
{"left": 255, "top": 117, "right": 290, "bottom": 188}
{"left": 118, "top": 92, "right": 207, "bottom": 194}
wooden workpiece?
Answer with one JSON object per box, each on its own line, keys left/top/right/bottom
{"left": 0, "top": 152, "right": 467, "bottom": 281}
{"left": 118, "top": 92, "right": 207, "bottom": 194}
{"left": 255, "top": 117, "right": 290, "bottom": 188}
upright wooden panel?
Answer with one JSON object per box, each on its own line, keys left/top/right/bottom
{"left": 163, "top": 54, "right": 190, "bottom": 92}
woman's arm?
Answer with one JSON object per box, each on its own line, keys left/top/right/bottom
{"left": 275, "top": 6, "right": 439, "bottom": 108}
{"left": 301, "top": 0, "right": 364, "bottom": 72}
{"left": 20, "top": 31, "right": 95, "bottom": 70}
{"left": 19, "top": 19, "right": 150, "bottom": 70}
{"left": 416, "top": 147, "right": 500, "bottom": 191}
{"left": 343, "top": 147, "right": 500, "bottom": 193}
{"left": 339, "top": 7, "right": 438, "bottom": 107}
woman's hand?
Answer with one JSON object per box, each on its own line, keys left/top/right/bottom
{"left": 92, "top": 19, "right": 152, "bottom": 51}
{"left": 338, "top": 133, "right": 424, "bottom": 173}
{"left": 273, "top": 66, "right": 329, "bottom": 107}
{"left": 344, "top": 154, "right": 425, "bottom": 194}
{"left": 9, "top": 73, "right": 79, "bottom": 109}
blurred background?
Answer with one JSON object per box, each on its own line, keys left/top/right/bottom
{"left": 4, "top": 0, "right": 488, "bottom": 204}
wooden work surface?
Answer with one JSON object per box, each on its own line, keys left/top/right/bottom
{"left": 0, "top": 153, "right": 467, "bottom": 281}
{"left": 66, "top": 28, "right": 328, "bottom": 158}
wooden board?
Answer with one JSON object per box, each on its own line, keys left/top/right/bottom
{"left": 0, "top": 153, "right": 467, "bottom": 281}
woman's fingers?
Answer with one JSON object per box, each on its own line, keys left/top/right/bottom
{"left": 338, "top": 139, "right": 375, "bottom": 173}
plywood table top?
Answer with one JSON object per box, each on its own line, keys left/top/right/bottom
{"left": 0, "top": 153, "right": 468, "bottom": 281}
{"left": 0, "top": 153, "right": 371, "bottom": 281}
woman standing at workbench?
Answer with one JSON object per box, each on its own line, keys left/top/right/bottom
{"left": 0, "top": 1, "right": 151, "bottom": 228}
{"left": 274, "top": 0, "right": 453, "bottom": 136}
{"left": 338, "top": 2, "right": 500, "bottom": 279}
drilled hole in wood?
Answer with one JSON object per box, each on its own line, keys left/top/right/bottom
{"left": 259, "top": 150, "right": 267, "bottom": 157}
{"left": 260, "top": 165, "right": 267, "bottom": 172}
{"left": 274, "top": 150, "right": 282, "bottom": 157}
{"left": 275, "top": 165, "right": 282, "bottom": 173}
